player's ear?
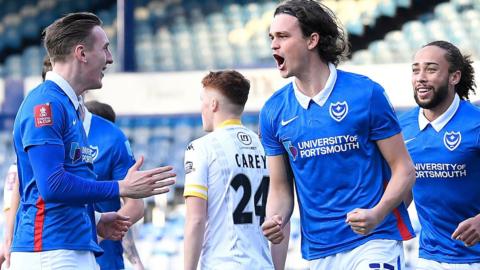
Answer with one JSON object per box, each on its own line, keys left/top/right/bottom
{"left": 211, "top": 98, "right": 219, "bottom": 112}
{"left": 307, "top": 32, "right": 319, "bottom": 51}
{"left": 449, "top": 70, "right": 461, "bottom": 86}
{"left": 73, "top": 44, "right": 88, "bottom": 63}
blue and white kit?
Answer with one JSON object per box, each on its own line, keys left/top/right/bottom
{"left": 400, "top": 95, "right": 480, "bottom": 264}
{"left": 12, "top": 72, "right": 119, "bottom": 253}
{"left": 83, "top": 110, "right": 135, "bottom": 269}
{"left": 260, "top": 64, "right": 415, "bottom": 260}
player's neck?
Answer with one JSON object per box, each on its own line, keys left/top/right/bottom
{"left": 422, "top": 92, "right": 456, "bottom": 122}
{"left": 294, "top": 60, "right": 330, "bottom": 98}
{"left": 213, "top": 114, "right": 241, "bottom": 130}
{"left": 52, "top": 63, "right": 85, "bottom": 97}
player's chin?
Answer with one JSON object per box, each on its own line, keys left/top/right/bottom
{"left": 93, "top": 80, "right": 103, "bottom": 90}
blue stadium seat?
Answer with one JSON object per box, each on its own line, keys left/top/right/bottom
{"left": 3, "top": 15, "right": 22, "bottom": 51}
{"left": 19, "top": 5, "right": 41, "bottom": 41}
{"left": 5, "top": 55, "right": 22, "bottom": 78}
{"left": 21, "top": 46, "right": 43, "bottom": 77}
{"left": 350, "top": 49, "right": 375, "bottom": 65}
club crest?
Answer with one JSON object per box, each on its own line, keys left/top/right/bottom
{"left": 443, "top": 131, "right": 461, "bottom": 151}
{"left": 89, "top": 145, "right": 99, "bottom": 161}
{"left": 329, "top": 101, "right": 348, "bottom": 122}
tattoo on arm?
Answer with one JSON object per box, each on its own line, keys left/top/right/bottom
{"left": 122, "top": 229, "right": 142, "bottom": 265}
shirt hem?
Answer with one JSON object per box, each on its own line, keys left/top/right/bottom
{"left": 302, "top": 234, "right": 404, "bottom": 260}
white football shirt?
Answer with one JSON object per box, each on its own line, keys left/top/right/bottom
{"left": 184, "top": 120, "right": 273, "bottom": 270}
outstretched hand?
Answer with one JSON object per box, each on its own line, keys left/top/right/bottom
{"left": 119, "top": 156, "right": 176, "bottom": 199}
{"left": 97, "top": 212, "right": 132, "bottom": 241}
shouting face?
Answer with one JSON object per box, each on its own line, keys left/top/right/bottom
{"left": 269, "top": 14, "right": 311, "bottom": 78}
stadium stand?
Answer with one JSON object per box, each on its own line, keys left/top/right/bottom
{"left": 0, "top": 0, "right": 430, "bottom": 75}
{"left": 351, "top": 0, "right": 480, "bottom": 64}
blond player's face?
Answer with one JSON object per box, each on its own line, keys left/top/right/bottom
{"left": 200, "top": 88, "right": 214, "bottom": 132}
{"left": 83, "top": 26, "right": 113, "bottom": 90}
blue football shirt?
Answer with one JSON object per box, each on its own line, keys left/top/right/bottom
{"left": 259, "top": 65, "right": 414, "bottom": 260}
{"left": 400, "top": 95, "right": 480, "bottom": 263}
{"left": 12, "top": 77, "right": 103, "bottom": 253}
{"left": 84, "top": 111, "right": 135, "bottom": 269}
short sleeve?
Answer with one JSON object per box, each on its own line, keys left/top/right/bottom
{"left": 111, "top": 134, "right": 135, "bottom": 180}
{"left": 183, "top": 141, "right": 208, "bottom": 200}
{"left": 259, "top": 104, "right": 285, "bottom": 156}
{"left": 21, "top": 100, "right": 65, "bottom": 149}
{"left": 369, "top": 83, "right": 401, "bottom": 141}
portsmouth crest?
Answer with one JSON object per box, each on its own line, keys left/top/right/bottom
{"left": 282, "top": 141, "right": 298, "bottom": 161}
{"left": 443, "top": 131, "right": 461, "bottom": 151}
{"left": 329, "top": 101, "right": 348, "bottom": 122}
{"left": 89, "top": 145, "right": 99, "bottom": 161}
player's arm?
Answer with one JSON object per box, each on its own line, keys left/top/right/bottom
{"left": 262, "top": 154, "right": 294, "bottom": 244}
{"left": 404, "top": 190, "right": 413, "bottom": 208}
{"left": 451, "top": 131, "right": 480, "bottom": 247}
{"left": 183, "top": 141, "right": 208, "bottom": 270}
{"left": 184, "top": 196, "right": 207, "bottom": 270}
{"left": 3, "top": 168, "right": 20, "bottom": 268}
{"left": 27, "top": 145, "right": 175, "bottom": 202}
{"left": 118, "top": 198, "right": 144, "bottom": 225}
{"left": 271, "top": 221, "right": 290, "bottom": 270}
{"left": 112, "top": 197, "right": 143, "bottom": 256}
{"left": 122, "top": 228, "right": 144, "bottom": 270}
{"left": 23, "top": 101, "right": 175, "bottom": 202}
{"left": 347, "top": 133, "right": 415, "bottom": 235}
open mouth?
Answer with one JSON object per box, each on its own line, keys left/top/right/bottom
{"left": 273, "top": 54, "right": 285, "bottom": 69}
{"left": 415, "top": 86, "right": 433, "bottom": 98}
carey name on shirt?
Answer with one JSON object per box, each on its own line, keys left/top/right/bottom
{"left": 235, "top": 153, "right": 266, "bottom": 169}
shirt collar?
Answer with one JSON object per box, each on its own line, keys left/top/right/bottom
{"left": 293, "top": 62, "right": 337, "bottom": 109}
{"left": 418, "top": 94, "right": 460, "bottom": 132}
{"left": 217, "top": 119, "right": 242, "bottom": 129}
{"left": 45, "top": 71, "right": 80, "bottom": 110}
{"left": 83, "top": 108, "right": 92, "bottom": 136}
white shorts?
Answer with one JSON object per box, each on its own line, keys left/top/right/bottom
{"left": 309, "top": 239, "right": 404, "bottom": 270}
{"left": 415, "top": 257, "right": 480, "bottom": 270}
{"left": 9, "top": 250, "right": 99, "bottom": 270}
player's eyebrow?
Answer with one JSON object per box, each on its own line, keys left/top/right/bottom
{"left": 412, "top": 62, "right": 439, "bottom": 67}
{"left": 269, "top": 30, "right": 289, "bottom": 36}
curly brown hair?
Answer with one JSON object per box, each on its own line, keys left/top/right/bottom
{"left": 425, "top": 40, "right": 476, "bottom": 100}
{"left": 274, "top": 0, "right": 350, "bottom": 66}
